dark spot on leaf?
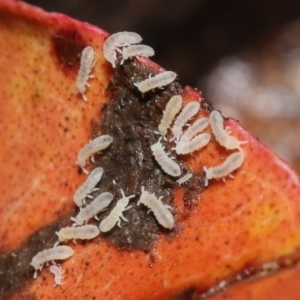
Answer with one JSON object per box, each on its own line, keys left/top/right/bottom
{"left": 52, "top": 29, "right": 86, "bottom": 74}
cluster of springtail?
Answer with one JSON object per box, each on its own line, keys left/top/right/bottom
{"left": 30, "top": 31, "right": 246, "bottom": 286}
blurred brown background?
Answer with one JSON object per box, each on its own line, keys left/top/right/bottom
{"left": 24, "top": 0, "right": 300, "bottom": 174}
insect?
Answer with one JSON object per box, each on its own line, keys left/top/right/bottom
{"left": 177, "top": 173, "right": 193, "bottom": 185}
{"left": 49, "top": 264, "right": 64, "bottom": 287}
{"left": 176, "top": 133, "right": 211, "bottom": 155}
{"left": 204, "top": 150, "right": 245, "bottom": 185}
{"left": 138, "top": 187, "right": 174, "bottom": 229}
{"left": 76, "top": 46, "right": 95, "bottom": 101}
{"left": 134, "top": 71, "right": 177, "bottom": 93}
{"left": 209, "top": 110, "right": 246, "bottom": 150}
{"left": 151, "top": 139, "right": 181, "bottom": 177}
{"left": 182, "top": 117, "right": 209, "bottom": 140}
{"left": 158, "top": 95, "right": 183, "bottom": 136}
{"left": 31, "top": 246, "right": 74, "bottom": 278}
{"left": 77, "top": 135, "right": 113, "bottom": 171}
{"left": 73, "top": 167, "right": 104, "bottom": 207}
{"left": 99, "top": 189, "right": 135, "bottom": 232}
{"left": 171, "top": 101, "right": 200, "bottom": 138}
{"left": 103, "top": 31, "right": 142, "bottom": 67}
{"left": 56, "top": 225, "right": 100, "bottom": 242}
{"left": 122, "top": 44, "right": 154, "bottom": 63}
{"left": 74, "top": 192, "right": 114, "bottom": 225}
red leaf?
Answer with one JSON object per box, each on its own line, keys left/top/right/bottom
{"left": 0, "top": 1, "right": 300, "bottom": 299}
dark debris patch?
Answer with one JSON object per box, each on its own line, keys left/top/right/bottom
{"left": 89, "top": 58, "right": 204, "bottom": 251}
{"left": 0, "top": 217, "right": 72, "bottom": 299}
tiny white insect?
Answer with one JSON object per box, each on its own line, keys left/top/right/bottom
{"left": 56, "top": 225, "right": 100, "bottom": 242}
{"left": 176, "top": 133, "right": 211, "bottom": 155}
{"left": 177, "top": 173, "right": 193, "bottom": 185}
{"left": 73, "top": 167, "right": 104, "bottom": 207}
{"left": 49, "top": 264, "right": 64, "bottom": 287}
{"left": 151, "top": 139, "right": 181, "bottom": 177}
{"left": 31, "top": 246, "right": 74, "bottom": 278}
{"left": 103, "top": 31, "right": 142, "bottom": 67}
{"left": 204, "top": 150, "right": 245, "bottom": 185}
{"left": 76, "top": 46, "right": 95, "bottom": 101}
{"left": 158, "top": 95, "right": 183, "bottom": 136}
{"left": 122, "top": 44, "right": 154, "bottom": 62}
{"left": 182, "top": 117, "right": 209, "bottom": 140}
{"left": 74, "top": 192, "right": 114, "bottom": 225}
{"left": 209, "top": 110, "right": 246, "bottom": 150}
{"left": 77, "top": 135, "right": 113, "bottom": 170}
{"left": 138, "top": 187, "right": 174, "bottom": 229}
{"left": 171, "top": 101, "right": 200, "bottom": 138}
{"left": 99, "top": 189, "right": 135, "bottom": 232}
{"left": 134, "top": 71, "right": 177, "bottom": 93}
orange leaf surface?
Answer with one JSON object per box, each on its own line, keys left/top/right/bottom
{"left": 1, "top": 1, "right": 300, "bottom": 299}
{"left": 209, "top": 261, "right": 300, "bottom": 300}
